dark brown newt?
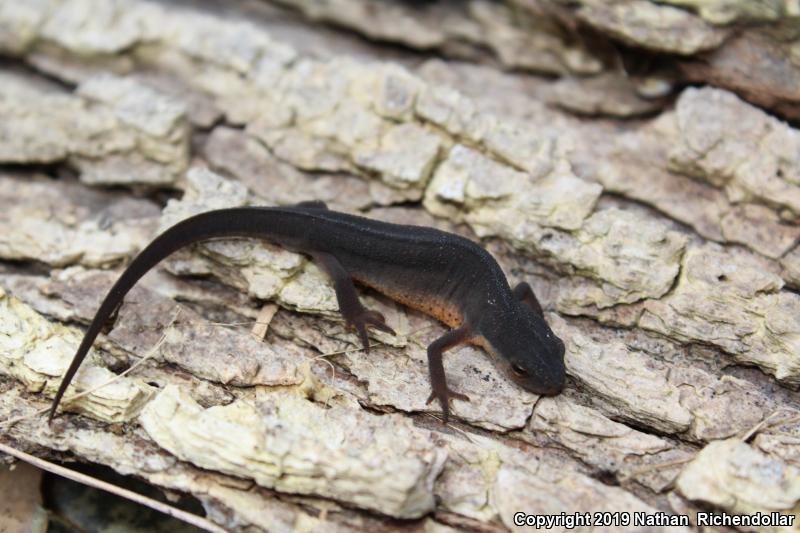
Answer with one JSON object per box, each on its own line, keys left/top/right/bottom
{"left": 48, "top": 202, "right": 565, "bottom": 423}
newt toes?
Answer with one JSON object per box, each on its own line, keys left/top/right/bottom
{"left": 48, "top": 203, "right": 566, "bottom": 423}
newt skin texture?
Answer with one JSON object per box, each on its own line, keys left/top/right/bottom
{"left": 49, "top": 203, "right": 566, "bottom": 422}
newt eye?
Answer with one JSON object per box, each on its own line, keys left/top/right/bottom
{"left": 511, "top": 363, "right": 527, "bottom": 376}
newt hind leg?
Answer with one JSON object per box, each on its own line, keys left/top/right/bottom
{"left": 311, "top": 251, "right": 395, "bottom": 353}
{"left": 425, "top": 325, "right": 473, "bottom": 423}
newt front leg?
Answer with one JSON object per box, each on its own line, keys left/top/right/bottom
{"left": 425, "top": 325, "right": 473, "bottom": 423}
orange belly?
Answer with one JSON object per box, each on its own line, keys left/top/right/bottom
{"left": 352, "top": 277, "right": 463, "bottom": 328}
{"left": 377, "top": 286, "right": 464, "bottom": 328}
{"left": 352, "top": 276, "right": 494, "bottom": 352}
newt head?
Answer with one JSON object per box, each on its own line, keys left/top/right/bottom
{"left": 478, "top": 303, "right": 566, "bottom": 395}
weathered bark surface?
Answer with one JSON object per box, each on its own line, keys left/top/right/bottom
{"left": 0, "top": 0, "right": 799, "bottom": 531}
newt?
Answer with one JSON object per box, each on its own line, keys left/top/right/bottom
{"left": 49, "top": 202, "right": 565, "bottom": 423}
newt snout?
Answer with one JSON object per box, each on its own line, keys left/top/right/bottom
{"left": 480, "top": 300, "right": 566, "bottom": 396}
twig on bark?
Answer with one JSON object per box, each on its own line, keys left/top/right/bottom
{"left": 0, "top": 440, "right": 226, "bottom": 533}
